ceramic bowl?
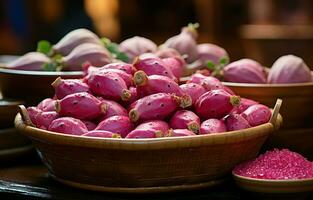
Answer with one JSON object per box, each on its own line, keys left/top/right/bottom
{"left": 233, "top": 172, "right": 313, "bottom": 193}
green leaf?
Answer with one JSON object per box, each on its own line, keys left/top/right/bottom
{"left": 37, "top": 40, "right": 52, "bottom": 55}
{"left": 206, "top": 61, "right": 216, "bottom": 70}
{"left": 43, "top": 63, "right": 57, "bottom": 71}
{"left": 101, "top": 37, "right": 129, "bottom": 62}
{"left": 219, "top": 57, "right": 229, "bottom": 66}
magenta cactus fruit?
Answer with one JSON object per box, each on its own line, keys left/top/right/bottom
{"left": 56, "top": 92, "right": 106, "bottom": 120}
{"left": 200, "top": 119, "right": 226, "bottom": 134}
{"left": 162, "top": 56, "right": 186, "bottom": 79}
{"left": 133, "top": 57, "right": 177, "bottom": 81}
{"left": 37, "top": 98, "right": 56, "bottom": 111}
{"left": 125, "top": 129, "right": 163, "bottom": 139}
{"left": 179, "top": 83, "right": 206, "bottom": 104}
{"left": 128, "top": 86, "right": 139, "bottom": 104}
{"left": 27, "top": 106, "right": 42, "bottom": 126}
{"left": 61, "top": 43, "right": 112, "bottom": 71}
{"left": 232, "top": 98, "right": 258, "bottom": 114}
{"left": 99, "top": 68, "right": 133, "bottom": 87}
{"left": 201, "top": 76, "right": 224, "bottom": 91}
{"left": 4, "top": 52, "right": 50, "bottom": 71}
{"left": 35, "top": 111, "right": 59, "bottom": 130}
{"left": 268, "top": 55, "right": 312, "bottom": 83}
{"left": 99, "top": 62, "right": 136, "bottom": 75}
{"left": 169, "top": 110, "right": 200, "bottom": 133}
{"left": 99, "top": 99, "right": 128, "bottom": 119}
{"left": 95, "top": 115, "right": 133, "bottom": 138}
{"left": 135, "top": 120, "right": 169, "bottom": 134}
{"left": 82, "top": 130, "right": 121, "bottom": 138}
{"left": 187, "top": 73, "right": 207, "bottom": 85}
{"left": 134, "top": 71, "right": 183, "bottom": 96}
{"left": 195, "top": 89, "right": 240, "bottom": 119}
{"left": 119, "top": 36, "right": 157, "bottom": 62}
{"left": 163, "top": 23, "right": 199, "bottom": 63}
{"left": 129, "top": 93, "right": 192, "bottom": 122}
{"left": 51, "top": 77, "right": 90, "bottom": 99}
{"left": 241, "top": 104, "right": 271, "bottom": 126}
{"left": 82, "top": 120, "right": 97, "bottom": 131}
{"left": 223, "top": 59, "right": 267, "bottom": 83}
{"left": 48, "top": 117, "right": 88, "bottom": 135}
{"left": 167, "top": 129, "right": 196, "bottom": 137}
{"left": 224, "top": 113, "right": 251, "bottom": 131}
{"left": 156, "top": 47, "right": 181, "bottom": 59}
{"left": 52, "top": 28, "right": 102, "bottom": 56}
{"left": 86, "top": 71, "right": 131, "bottom": 101}
{"left": 197, "top": 43, "right": 229, "bottom": 66}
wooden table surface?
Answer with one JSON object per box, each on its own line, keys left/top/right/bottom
{"left": 0, "top": 153, "right": 312, "bottom": 200}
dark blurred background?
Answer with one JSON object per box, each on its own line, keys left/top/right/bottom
{"left": 0, "top": 0, "right": 313, "bottom": 67}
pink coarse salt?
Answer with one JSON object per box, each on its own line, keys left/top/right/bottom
{"left": 233, "top": 149, "right": 313, "bottom": 180}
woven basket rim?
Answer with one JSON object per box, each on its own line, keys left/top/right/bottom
{"left": 15, "top": 113, "right": 281, "bottom": 150}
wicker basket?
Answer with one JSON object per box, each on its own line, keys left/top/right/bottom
{"left": 14, "top": 100, "right": 282, "bottom": 193}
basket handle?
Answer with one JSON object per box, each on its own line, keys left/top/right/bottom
{"left": 18, "top": 105, "right": 35, "bottom": 127}
{"left": 269, "top": 99, "right": 282, "bottom": 129}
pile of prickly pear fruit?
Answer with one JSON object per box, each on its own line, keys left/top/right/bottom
{"left": 26, "top": 55, "right": 273, "bottom": 139}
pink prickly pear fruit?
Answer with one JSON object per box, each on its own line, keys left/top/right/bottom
{"left": 134, "top": 71, "right": 183, "bottom": 96}
{"left": 169, "top": 110, "right": 200, "bottom": 133}
{"left": 187, "top": 73, "right": 207, "bottom": 85}
{"left": 179, "top": 83, "right": 206, "bottom": 104}
{"left": 268, "top": 55, "right": 312, "bottom": 83}
{"left": 200, "top": 119, "right": 226, "bottom": 134}
{"left": 138, "top": 53, "right": 159, "bottom": 60}
{"left": 95, "top": 115, "right": 134, "bottom": 138}
{"left": 27, "top": 106, "right": 42, "bottom": 126}
{"left": 232, "top": 98, "right": 258, "bottom": 114}
{"left": 99, "top": 62, "right": 136, "bottom": 75}
{"left": 37, "top": 98, "right": 56, "bottom": 111}
{"left": 201, "top": 76, "right": 223, "bottom": 91}
{"left": 162, "top": 23, "right": 199, "bottom": 63}
{"left": 241, "top": 104, "right": 271, "bottom": 126}
{"left": 119, "top": 36, "right": 157, "bottom": 62}
{"left": 135, "top": 120, "right": 169, "bottom": 134}
{"left": 125, "top": 129, "right": 163, "bottom": 139}
{"left": 82, "top": 120, "right": 97, "bottom": 131}
{"left": 197, "top": 43, "right": 229, "bottom": 66}
{"left": 156, "top": 47, "right": 181, "bottom": 59}
{"left": 98, "top": 68, "right": 133, "bottom": 87}
{"left": 56, "top": 92, "right": 106, "bottom": 120}
{"left": 35, "top": 111, "right": 59, "bottom": 130}
{"left": 224, "top": 113, "right": 251, "bottom": 131}
{"left": 82, "top": 130, "right": 121, "bottom": 138}
{"left": 51, "top": 77, "right": 90, "bottom": 99}
{"left": 128, "top": 86, "right": 139, "bottom": 104}
{"left": 52, "top": 28, "right": 102, "bottom": 56}
{"left": 195, "top": 89, "right": 241, "bottom": 119}
{"left": 167, "top": 129, "right": 196, "bottom": 137}
{"left": 48, "top": 117, "right": 88, "bottom": 135}
{"left": 61, "top": 43, "right": 112, "bottom": 71}
{"left": 86, "top": 71, "right": 131, "bottom": 101}
{"left": 3, "top": 52, "right": 50, "bottom": 71}
{"left": 133, "top": 57, "right": 177, "bottom": 82}
{"left": 99, "top": 99, "right": 128, "bottom": 120}
{"left": 162, "top": 56, "right": 186, "bottom": 79}
{"left": 129, "top": 93, "right": 192, "bottom": 122}
{"left": 223, "top": 59, "right": 267, "bottom": 83}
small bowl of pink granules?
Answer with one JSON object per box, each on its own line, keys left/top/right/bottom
{"left": 232, "top": 149, "right": 313, "bottom": 193}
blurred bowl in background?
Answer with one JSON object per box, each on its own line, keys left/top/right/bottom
{"left": 223, "top": 80, "right": 313, "bottom": 129}
{"left": 0, "top": 68, "right": 83, "bottom": 106}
